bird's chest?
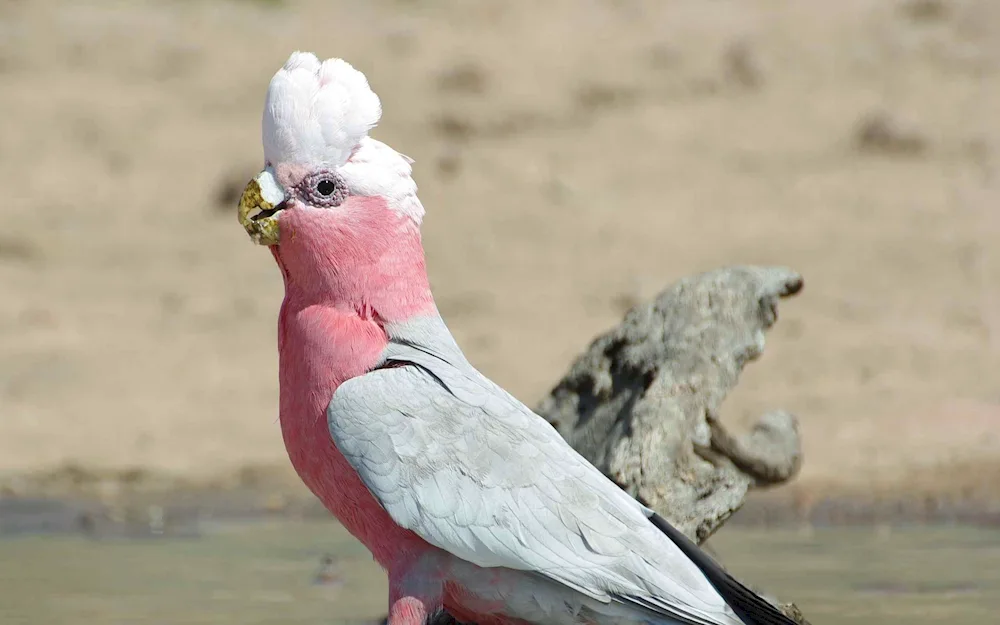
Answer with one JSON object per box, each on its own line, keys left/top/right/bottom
{"left": 276, "top": 304, "right": 384, "bottom": 473}
{"left": 275, "top": 304, "right": 420, "bottom": 565}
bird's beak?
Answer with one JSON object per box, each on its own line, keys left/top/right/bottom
{"left": 237, "top": 167, "right": 287, "bottom": 246}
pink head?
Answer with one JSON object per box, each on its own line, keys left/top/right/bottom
{"left": 238, "top": 52, "right": 433, "bottom": 321}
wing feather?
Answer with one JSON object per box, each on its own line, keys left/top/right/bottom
{"left": 328, "top": 340, "right": 742, "bottom": 625}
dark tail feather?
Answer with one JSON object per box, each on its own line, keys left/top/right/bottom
{"left": 647, "top": 513, "right": 799, "bottom": 625}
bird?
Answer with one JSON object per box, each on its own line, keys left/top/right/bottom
{"left": 236, "top": 51, "right": 799, "bottom": 625}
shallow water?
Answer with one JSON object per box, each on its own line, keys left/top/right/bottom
{"left": 0, "top": 521, "right": 997, "bottom": 625}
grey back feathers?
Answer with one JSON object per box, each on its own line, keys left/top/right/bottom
{"left": 328, "top": 314, "right": 776, "bottom": 625}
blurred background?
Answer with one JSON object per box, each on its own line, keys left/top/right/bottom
{"left": 0, "top": 0, "right": 998, "bottom": 623}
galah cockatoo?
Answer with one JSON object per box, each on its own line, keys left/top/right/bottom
{"left": 237, "top": 52, "right": 797, "bottom": 625}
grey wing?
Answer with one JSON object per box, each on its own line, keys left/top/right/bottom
{"left": 328, "top": 346, "right": 741, "bottom": 625}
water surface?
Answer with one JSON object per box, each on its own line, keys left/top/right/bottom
{"left": 1, "top": 522, "right": 996, "bottom": 624}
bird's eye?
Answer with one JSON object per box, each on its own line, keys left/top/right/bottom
{"left": 316, "top": 179, "right": 337, "bottom": 196}
{"left": 300, "top": 171, "right": 344, "bottom": 207}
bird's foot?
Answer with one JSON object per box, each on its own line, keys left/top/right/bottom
{"left": 389, "top": 596, "right": 433, "bottom": 625}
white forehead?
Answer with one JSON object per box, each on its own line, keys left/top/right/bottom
{"left": 262, "top": 52, "right": 382, "bottom": 167}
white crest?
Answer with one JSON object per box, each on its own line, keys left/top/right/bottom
{"left": 262, "top": 52, "right": 382, "bottom": 167}
{"left": 261, "top": 52, "right": 424, "bottom": 224}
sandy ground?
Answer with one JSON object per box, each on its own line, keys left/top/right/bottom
{"left": 1, "top": 0, "right": 998, "bottom": 500}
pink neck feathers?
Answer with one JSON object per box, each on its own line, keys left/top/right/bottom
{"left": 270, "top": 196, "right": 434, "bottom": 567}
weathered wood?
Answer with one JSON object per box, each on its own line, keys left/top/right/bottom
{"left": 537, "top": 266, "right": 804, "bottom": 543}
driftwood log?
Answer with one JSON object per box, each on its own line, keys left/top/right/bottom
{"left": 422, "top": 265, "right": 810, "bottom": 625}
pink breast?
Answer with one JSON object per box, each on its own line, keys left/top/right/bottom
{"left": 276, "top": 297, "right": 427, "bottom": 568}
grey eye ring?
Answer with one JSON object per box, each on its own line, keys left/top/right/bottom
{"left": 299, "top": 171, "right": 346, "bottom": 207}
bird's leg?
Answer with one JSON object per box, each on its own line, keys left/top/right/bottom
{"left": 388, "top": 596, "right": 431, "bottom": 625}
{"left": 388, "top": 553, "right": 446, "bottom": 625}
